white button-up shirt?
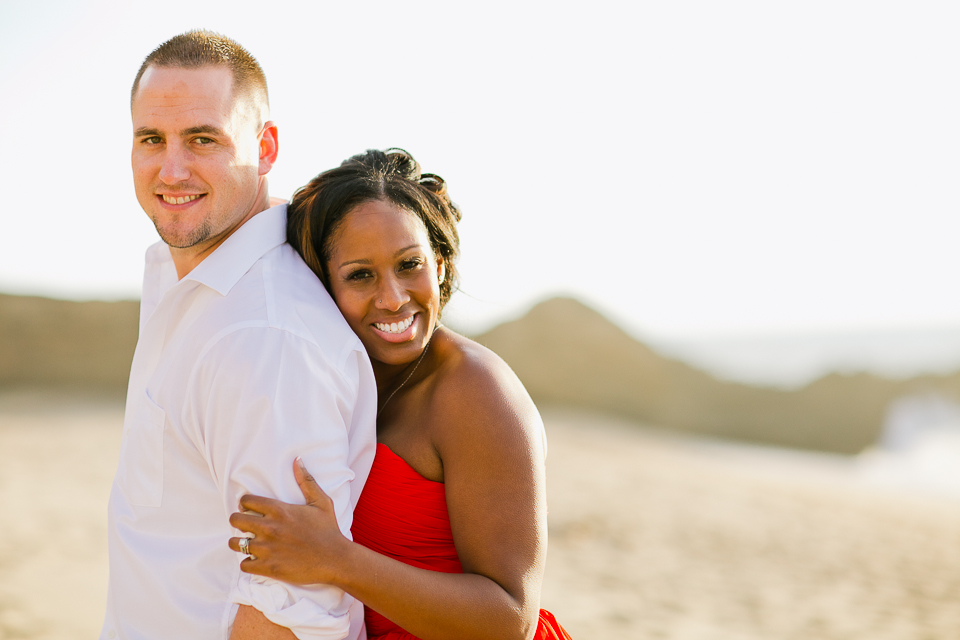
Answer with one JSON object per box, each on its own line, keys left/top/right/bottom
{"left": 101, "top": 205, "right": 377, "bottom": 640}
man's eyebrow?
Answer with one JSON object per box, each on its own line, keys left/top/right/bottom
{"left": 134, "top": 127, "right": 161, "bottom": 138}
{"left": 182, "top": 125, "right": 225, "bottom": 137}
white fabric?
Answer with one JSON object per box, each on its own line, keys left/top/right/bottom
{"left": 101, "top": 205, "right": 377, "bottom": 640}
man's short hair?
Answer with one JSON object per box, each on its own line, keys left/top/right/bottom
{"left": 130, "top": 29, "right": 269, "bottom": 116}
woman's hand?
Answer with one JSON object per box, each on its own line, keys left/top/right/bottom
{"left": 228, "top": 458, "right": 350, "bottom": 585}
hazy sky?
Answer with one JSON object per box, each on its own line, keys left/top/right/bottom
{"left": 1, "top": 0, "right": 958, "bottom": 339}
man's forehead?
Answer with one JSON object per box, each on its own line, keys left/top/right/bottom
{"left": 132, "top": 64, "right": 263, "bottom": 132}
{"left": 134, "top": 65, "right": 235, "bottom": 110}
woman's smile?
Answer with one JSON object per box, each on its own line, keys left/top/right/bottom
{"left": 371, "top": 313, "right": 418, "bottom": 343}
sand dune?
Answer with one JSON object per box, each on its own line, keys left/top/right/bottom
{"left": 3, "top": 395, "right": 960, "bottom": 639}
{"left": 476, "top": 298, "right": 960, "bottom": 453}
{"left": 4, "top": 292, "right": 960, "bottom": 454}
{"left": 0, "top": 294, "right": 137, "bottom": 394}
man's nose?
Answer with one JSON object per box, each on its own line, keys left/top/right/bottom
{"left": 158, "top": 146, "right": 191, "bottom": 185}
{"left": 376, "top": 276, "right": 410, "bottom": 311}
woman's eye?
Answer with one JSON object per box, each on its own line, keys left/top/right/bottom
{"left": 400, "top": 258, "right": 423, "bottom": 271}
{"left": 346, "top": 270, "right": 372, "bottom": 281}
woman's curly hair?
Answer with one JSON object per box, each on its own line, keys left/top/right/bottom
{"left": 287, "top": 149, "right": 461, "bottom": 309}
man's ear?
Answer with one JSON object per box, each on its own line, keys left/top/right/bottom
{"left": 258, "top": 121, "right": 279, "bottom": 176}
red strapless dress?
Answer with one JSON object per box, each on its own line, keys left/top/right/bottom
{"left": 351, "top": 443, "right": 572, "bottom": 640}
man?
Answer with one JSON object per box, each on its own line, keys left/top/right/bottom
{"left": 101, "top": 30, "right": 377, "bottom": 639}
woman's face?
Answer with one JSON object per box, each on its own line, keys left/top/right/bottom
{"left": 327, "top": 199, "right": 444, "bottom": 367}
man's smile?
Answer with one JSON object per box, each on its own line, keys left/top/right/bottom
{"left": 160, "top": 194, "right": 204, "bottom": 205}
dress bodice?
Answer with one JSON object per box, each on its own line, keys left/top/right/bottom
{"left": 351, "top": 443, "right": 571, "bottom": 640}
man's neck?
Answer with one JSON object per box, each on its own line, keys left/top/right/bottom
{"left": 170, "top": 191, "right": 271, "bottom": 280}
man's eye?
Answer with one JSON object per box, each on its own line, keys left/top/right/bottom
{"left": 142, "top": 136, "right": 162, "bottom": 145}
{"left": 194, "top": 137, "right": 213, "bottom": 145}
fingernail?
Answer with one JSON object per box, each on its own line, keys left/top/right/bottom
{"left": 296, "top": 456, "right": 305, "bottom": 470}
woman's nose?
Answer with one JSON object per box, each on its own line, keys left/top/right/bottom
{"left": 375, "top": 276, "right": 410, "bottom": 311}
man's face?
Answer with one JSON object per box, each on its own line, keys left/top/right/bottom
{"left": 131, "top": 65, "right": 264, "bottom": 249}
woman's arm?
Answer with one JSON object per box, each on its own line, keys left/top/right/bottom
{"left": 229, "top": 348, "right": 547, "bottom": 640}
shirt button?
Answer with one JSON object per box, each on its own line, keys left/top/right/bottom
{"left": 108, "top": 631, "right": 116, "bottom": 639}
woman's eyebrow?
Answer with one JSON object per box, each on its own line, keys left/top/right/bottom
{"left": 339, "top": 258, "right": 373, "bottom": 268}
{"left": 393, "top": 244, "right": 421, "bottom": 257}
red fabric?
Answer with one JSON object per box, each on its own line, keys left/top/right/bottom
{"left": 351, "top": 443, "right": 572, "bottom": 640}
{"left": 534, "top": 609, "right": 573, "bottom": 640}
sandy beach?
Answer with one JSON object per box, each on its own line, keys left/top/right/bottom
{"left": 2, "top": 395, "right": 960, "bottom": 639}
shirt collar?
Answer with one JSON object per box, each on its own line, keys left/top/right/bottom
{"left": 178, "top": 203, "right": 288, "bottom": 296}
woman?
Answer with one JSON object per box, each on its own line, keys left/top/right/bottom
{"left": 228, "top": 149, "right": 570, "bottom": 640}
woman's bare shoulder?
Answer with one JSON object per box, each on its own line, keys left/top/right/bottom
{"left": 428, "top": 328, "right": 543, "bottom": 449}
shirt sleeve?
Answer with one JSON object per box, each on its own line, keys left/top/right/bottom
{"left": 183, "top": 326, "right": 377, "bottom": 640}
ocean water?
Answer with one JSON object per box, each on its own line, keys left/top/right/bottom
{"left": 857, "top": 394, "right": 960, "bottom": 500}
{"left": 653, "top": 329, "right": 960, "bottom": 498}
{"left": 650, "top": 326, "right": 960, "bottom": 388}
{"left": 682, "top": 394, "right": 960, "bottom": 501}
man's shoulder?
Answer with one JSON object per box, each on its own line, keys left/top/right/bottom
{"left": 219, "top": 243, "right": 360, "bottom": 360}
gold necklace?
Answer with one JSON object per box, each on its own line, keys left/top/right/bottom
{"left": 377, "top": 339, "right": 431, "bottom": 417}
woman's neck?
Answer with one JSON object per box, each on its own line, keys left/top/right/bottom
{"left": 372, "top": 326, "right": 444, "bottom": 393}
{"left": 372, "top": 329, "right": 445, "bottom": 418}
{"left": 372, "top": 357, "right": 420, "bottom": 396}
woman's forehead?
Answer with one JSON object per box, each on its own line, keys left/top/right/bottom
{"left": 330, "top": 201, "right": 431, "bottom": 258}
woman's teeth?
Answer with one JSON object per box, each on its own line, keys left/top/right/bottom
{"left": 375, "top": 316, "right": 414, "bottom": 334}
{"left": 162, "top": 194, "right": 201, "bottom": 205}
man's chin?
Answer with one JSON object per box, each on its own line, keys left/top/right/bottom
{"left": 155, "top": 224, "right": 211, "bottom": 250}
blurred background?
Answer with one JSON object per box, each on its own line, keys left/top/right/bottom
{"left": 2, "top": 1, "right": 960, "bottom": 638}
